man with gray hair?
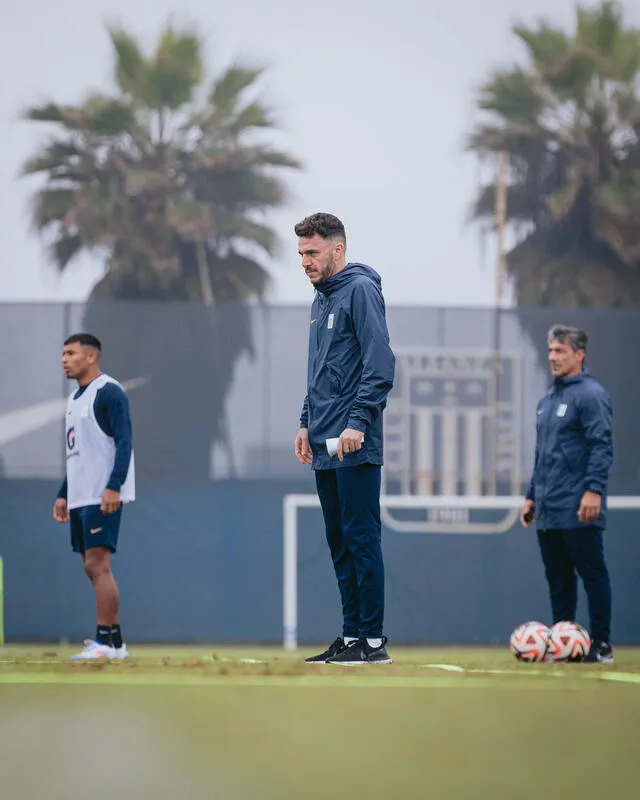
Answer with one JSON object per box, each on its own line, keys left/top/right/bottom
{"left": 520, "top": 324, "right": 614, "bottom": 663}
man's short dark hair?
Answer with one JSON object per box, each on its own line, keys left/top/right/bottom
{"left": 64, "top": 333, "right": 102, "bottom": 350}
{"left": 294, "top": 212, "right": 346, "bottom": 244}
{"left": 547, "top": 324, "right": 587, "bottom": 353}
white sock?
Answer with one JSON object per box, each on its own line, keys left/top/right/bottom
{"left": 344, "top": 637, "right": 358, "bottom": 645}
{"left": 367, "top": 638, "right": 383, "bottom": 649}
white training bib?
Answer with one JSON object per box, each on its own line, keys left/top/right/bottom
{"left": 65, "top": 374, "right": 135, "bottom": 510}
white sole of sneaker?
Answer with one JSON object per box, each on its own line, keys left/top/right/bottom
{"left": 327, "top": 660, "right": 394, "bottom": 666}
{"left": 71, "top": 652, "right": 123, "bottom": 661}
{"left": 585, "top": 656, "right": 614, "bottom": 664}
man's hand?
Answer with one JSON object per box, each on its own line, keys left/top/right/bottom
{"left": 294, "top": 428, "right": 313, "bottom": 465}
{"left": 101, "top": 489, "right": 122, "bottom": 515}
{"left": 578, "top": 490, "right": 601, "bottom": 524}
{"left": 53, "top": 498, "right": 69, "bottom": 523}
{"left": 519, "top": 499, "right": 535, "bottom": 527}
{"left": 336, "top": 428, "right": 364, "bottom": 462}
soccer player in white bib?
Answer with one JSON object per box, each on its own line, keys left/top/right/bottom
{"left": 53, "top": 333, "right": 135, "bottom": 660}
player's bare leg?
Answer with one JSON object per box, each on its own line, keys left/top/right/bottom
{"left": 84, "top": 546, "right": 120, "bottom": 626}
{"left": 71, "top": 547, "right": 126, "bottom": 660}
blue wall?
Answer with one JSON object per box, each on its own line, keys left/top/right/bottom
{"left": 2, "top": 478, "right": 639, "bottom": 645}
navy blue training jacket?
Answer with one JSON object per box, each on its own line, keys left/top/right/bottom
{"left": 300, "top": 262, "right": 395, "bottom": 470}
{"left": 526, "top": 370, "right": 613, "bottom": 530}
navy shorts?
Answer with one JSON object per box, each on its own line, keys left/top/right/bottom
{"left": 69, "top": 505, "right": 122, "bottom": 554}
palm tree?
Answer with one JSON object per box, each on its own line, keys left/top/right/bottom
{"left": 469, "top": 3, "right": 640, "bottom": 491}
{"left": 468, "top": 1, "right": 640, "bottom": 307}
{"left": 22, "top": 24, "right": 300, "bottom": 478}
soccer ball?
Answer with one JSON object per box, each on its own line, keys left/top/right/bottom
{"left": 509, "top": 621, "right": 551, "bottom": 662}
{"left": 545, "top": 621, "right": 591, "bottom": 662}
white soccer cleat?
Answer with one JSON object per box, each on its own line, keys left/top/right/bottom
{"left": 112, "top": 644, "right": 129, "bottom": 660}
{"left": 70, "top": 639, "right": 116, "bottom": 661}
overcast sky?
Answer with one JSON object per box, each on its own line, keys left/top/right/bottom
{"left": 1, "top": 0, "right": 636, "bottom": 306}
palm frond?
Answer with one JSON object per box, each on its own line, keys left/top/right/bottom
{"left": 544, "top": 172, "right": 584, "bottom": 221}
{"left": 154, "top": 25, "right": 202, "bottom": 73}
{"left": 576, "top": 1, "right": 623, "bottom": 59}
{"left": 542, "top": 48, "right": 598, "bottom": 101}
{"left": 593, "top": 179, "right": 640, "bottom": 265}
{"left": 167, "top": 198, "right": 213, "bottom": 239}
{"left": 471, "top": 181, "right": 538, "bottom": 223}
{"left": 52, "top": 233, "right": 84, "bottom": 270}
{"left": 209, "top": 248, "right": 270, "bottom": 301}
{"left": 31, "top": 188, "right": 77, "bottom": 230}
{"left": 144, "top": 25, "right": 203, "bottom": 110}
{"left": 208, "top": 66, "right": 263, "bottom": 122}
{"left": 120, "top": 164, "right": 171, "bottom": 195}
{"left": 611, "top": 29, "right": 640, "bottom": 82}
{"left": 108, "top": 26, "right": 146, "bottom": 95}
{"left": 478, "top": 68, "right": 545, "bottom": 123}
{"left": 194, "top": 166, "right": 288, "bottom": 208}
{"left": 246, "top": 148, "right": 301, "bottom": 169}
{"left": 218, "top": 217, "right": 277, "bottom": 255}
{"left": 218, "top": 145, "right": 300, "bottom": 170}
{"left": 81, "top": 95, "right": 136, "bottom": 136}
{"left": 229, "top": 102, "right": 273, "bottom": 131}
{"left": 514, "top": 22, "right": 571, "bottom": 71}
{"left": 24, "top": 103, "right": 85, "bottom": 129}
{"left": 508, "top": 226, "right": 640, "bottom": 306}
{"left": 466, "top": 122, "right": 553, "bottom": 157}
{"left": 21, "top": 141, "right": 85, "bottom": 176}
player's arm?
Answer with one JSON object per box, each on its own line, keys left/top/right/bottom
{"left": 300, "top": 395, "right": 309, "bottom": 429}
{"left": 578, "top": 390, "right": 613, "bottom": 523}
{"left": 345, "top": 281, "right": 395, "bottom": 434}
{"left": 581, "top": 390, "right": 613, "bottom": 493}
{"left": 337, "top": 282, "right": 395, "bottom": 461}
{"left": 295, "top": 396, "right": 312, "bottom": 464}
{"left": 53, "top": 476, "right": 69, "bottom": 522}
{"left": 520, "top": 406, "right": 540, "bottom": 527}
{"left": 525, "top": 433, "right": 539, "bottom": 502}
{"left": 94, "top": 384, "right": 133, "bottom": 512}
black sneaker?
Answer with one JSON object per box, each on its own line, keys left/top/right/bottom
{"left": 305, "top": 637, "right": 348, "bottom": 664}
{"left": 327, "top": 637, "right": 393, "bottom": 666}
{"left": 584, "top": 641, "right": 614, "bottom": 664}
{"left": 363, "top": 636, "right": 393, "bottom": 664}
{"left": 327, "top": 638, "right": 368, "bottom": 665}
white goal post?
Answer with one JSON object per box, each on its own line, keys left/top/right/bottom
{"left": 282, "top": 493, "right": 640, "bottom": 651}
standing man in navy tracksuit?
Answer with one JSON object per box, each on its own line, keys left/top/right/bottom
{"left": 520, "top": 325, "right": 614, "bottom": 663}
{"left": 294, "top": 213, "right": 395, "bottom": 665}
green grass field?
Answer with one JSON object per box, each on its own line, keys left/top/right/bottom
{"left": 1, "top": 645, "right": 639, "bottom": 800}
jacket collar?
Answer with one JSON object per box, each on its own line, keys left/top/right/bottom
{"left": 553, "top": 368, "right": 590, "bottom": 388}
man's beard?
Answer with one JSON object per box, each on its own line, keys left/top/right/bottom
{"left": 320, "top": 255, "right": 336, "bottom": 282}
